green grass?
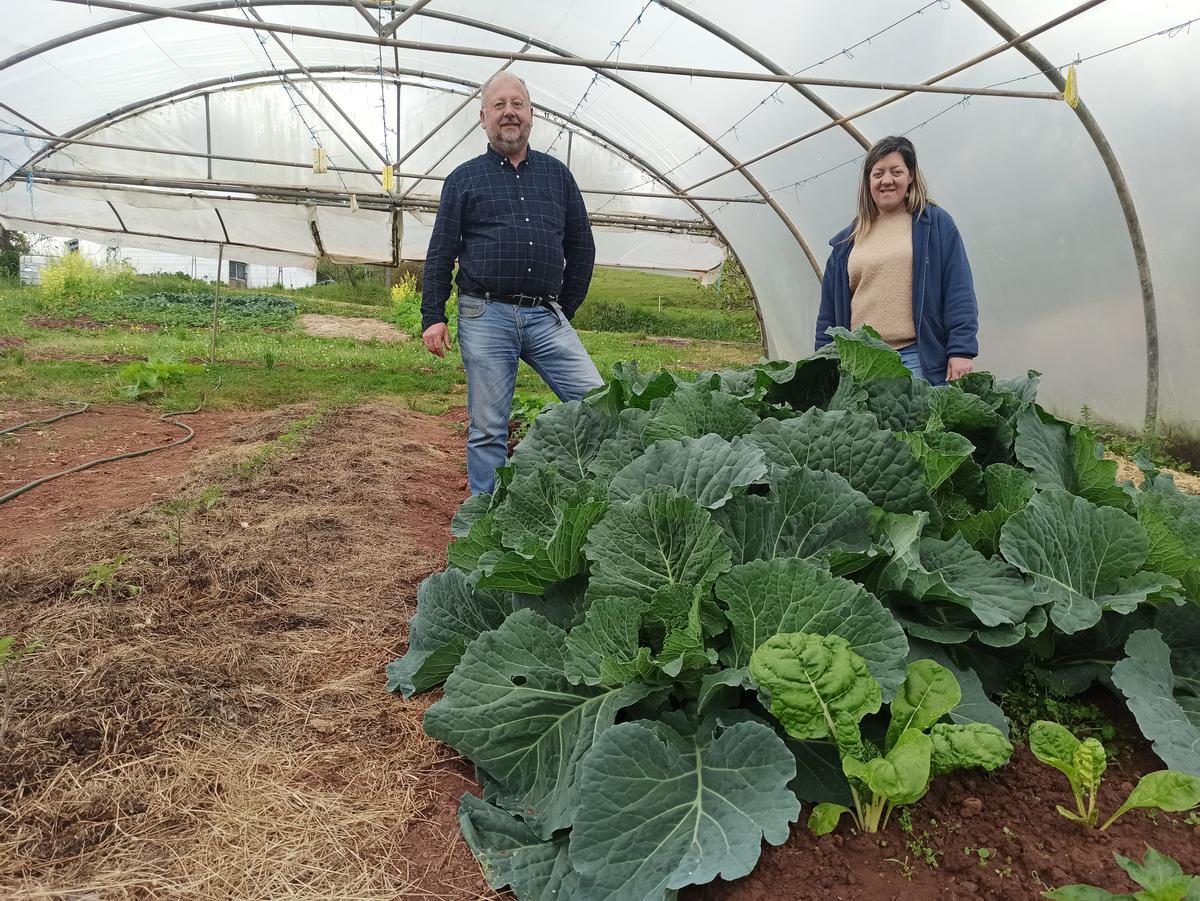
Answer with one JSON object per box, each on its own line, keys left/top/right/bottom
{"left": 0, "top": 280, "right": 759, "bottom": 414}
{"left": 284, "top": 265, "right": 763, "bottom": 343}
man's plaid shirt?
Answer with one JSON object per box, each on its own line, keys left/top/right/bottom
{"left": 421, "top": 144, "right": 596, "bottom": 331}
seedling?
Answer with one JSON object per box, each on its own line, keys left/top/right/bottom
{"left": 750, "top": 633, "right": 1013, "bottom": 835}
{"left": 1043, "top": 846, "right": 1199, "bottom": 900}
{"left": 72, "top": 553, "right": 141, "bottom": 599}
{"left": 1029, "top": 721, "right": 1200, "bottom": 830}
{"left": 0, "top": 636, "right": 44, "bottom": 746}
{"left": 161, "top": 485, "right": 223, "bottom": 559}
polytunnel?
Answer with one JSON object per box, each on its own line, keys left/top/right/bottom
{"left": 1, "top": 0, "right": 1197, "bottom": 443}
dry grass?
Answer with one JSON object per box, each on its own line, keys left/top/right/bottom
{"left": 0, "top": 402, "right": 497, "bottom": 900}
{"left": 1110, "top": 455, "right": 1200, "bottom": 494}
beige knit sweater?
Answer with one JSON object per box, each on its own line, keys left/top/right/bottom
{"left": 848, "top": 208, "right": 915, "bottom": 348}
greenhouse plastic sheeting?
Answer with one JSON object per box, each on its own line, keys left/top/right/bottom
{"left": 0, "top": 0, "right": 1197, "bottom": 439}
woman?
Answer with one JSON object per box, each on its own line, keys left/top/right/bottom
{"left": 815, "top": 135, "right": 978, "bottom": 384}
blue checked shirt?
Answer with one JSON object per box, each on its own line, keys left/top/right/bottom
{"left": 421, "top": 144, "right": 596, "bottom": 331}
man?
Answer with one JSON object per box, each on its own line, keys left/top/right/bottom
{"left": 421, "top": 72, "right": 603, "bottom": 496}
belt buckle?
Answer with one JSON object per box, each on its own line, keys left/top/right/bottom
{"left": 515, "top": 294, "right": 540, "bottom": 307}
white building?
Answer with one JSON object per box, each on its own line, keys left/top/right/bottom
{"left": 20, "top": 238, "right": 315, "bottom": 289}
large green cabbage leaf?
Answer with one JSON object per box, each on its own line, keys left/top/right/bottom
{"left": 717, "top": 557, "right": 909, "bottom": 696}
{"left": 569, "top": 719, "right": 800, "bottom": 899}
{"left": 1112, "top": 629, "right": 1200, "bottom": 775}
{"left": 423, "top": 609, "right": 651, "bottom": 838}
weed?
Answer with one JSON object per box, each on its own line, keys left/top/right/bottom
{"left": 72, "top": 553, "right": 142, "bottom": 599}
{"left": 116, "top": 355, "right": 205, "bottom": 400}
{"left": 232, "top": 414, "right": 321, "bottom": 480}
{"left": 1080, "top": 403, "right": 1192, "bottom": 473}
{"left": 1001, "top": 666, "right": 1117, "bottom": 748}
{"left": 40, "top": 253, "right": 136, "bottom": 305}
{"left": 262, "top": 348, "right": 277, "bottom": 370}
{"left": 964, "top": 847, "right": 991, "bottom": 867}
{"left": 884, "top": 856, "right": 916, "bottom": 881}
{"left": 510, "top": 392, "right": 554, "bottom": 444}
{"left": 160, "top": 485, "right": 223, "bottom": 559}
{"left": 0, "top": 636, "right": 44, "bottom": 745}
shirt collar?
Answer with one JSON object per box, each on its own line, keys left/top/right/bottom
{"left": 484, "top": 143, "right": 534, "bottom": 168}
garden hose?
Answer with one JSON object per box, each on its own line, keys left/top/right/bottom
{"left": 0, "top": 401, "right": 90, "bottom": 436}
{"left": 0, "top": 383, "right": 220, "bottom": 507}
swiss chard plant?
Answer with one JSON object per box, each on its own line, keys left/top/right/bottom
{"left": 751, "top": 633, "right": 1011, "bottom": 834}
{"left": 1043, "top": 846, "right": 1200, "bottom": 900}
{"left": 1029, "top": 720, "right": 1200, "bottom": 829}
{"left": 388, "top": 327, "right": 1200, "bottom": 900}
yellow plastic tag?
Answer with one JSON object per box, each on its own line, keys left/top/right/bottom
{"left": 382, "top": 165, "right": 394, "bottom": 193}
{"left": 1064, "top": 64, "right": 1079, "bottom": 109}
{"left": 313, "top": 147, "right": 328, "bottom": 174}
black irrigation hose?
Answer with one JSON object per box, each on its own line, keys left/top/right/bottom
{"left": 0, "top": 401, "right": 90, "bottom": 436}
{"left": 0, "top": 389, "right": 218, "bottom": 506}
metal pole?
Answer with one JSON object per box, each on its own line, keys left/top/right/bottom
{"left": 961, "top": 0, "right": 1159, "bottom": 431}
{"left": 655, "top": 0, "right": 871, "bottom": 153}
{"left": 377, "top": 0, "right": 434, "bottom": 37}
{"left": 47, "top": 0, "right": 1064, "bottom": 99}
{"left": 682, "top": 0, "right": 1107, "bottom": 193}
{"left": 204, "top": 92, "right": 213, "bottom": 179}
{"left": 246, "top": 7, "right": 392, "bottom": 171}
{"left": 346, "top": 0, "right": 381, "bottom": 33}
{"left": 211, "top": 243, "right": 223, "bottom": 364}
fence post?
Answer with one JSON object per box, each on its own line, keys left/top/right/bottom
{"left": 210, "top": 244, "right": 224, "bottom": 364}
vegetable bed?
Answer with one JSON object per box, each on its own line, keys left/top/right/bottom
{"left": 388, "top": 327, "right": 1200, "bottom": 900}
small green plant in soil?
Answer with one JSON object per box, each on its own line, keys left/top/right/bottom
{"left": 898, "top": 808, "right": 942, "bottom": 869}
{"left": 116, "top": 354, "right": 205, "bottom": 400}
{"left": 161, "top": 485, "right": 223, "bottom": 560}
{"left": 1029, "top": 720, "right": 1200, "bottom": 830}
{"left": 0, "top": 636, "right": 44, "bottom": 745}
{"left": 750, "top": 634, "right": 1013, "bottom": 835}
{"left": 72, "top": 553, "right": 142, "bottom": 599}
{"left": 1043, "top": 846, "right": 1199, "bottom": 900}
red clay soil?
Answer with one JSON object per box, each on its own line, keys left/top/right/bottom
{"left": 687, "top": 740, "right": 1200, "bottom": 901}
{"left": 0, "top": 403, "right": 253, "bottom": 559}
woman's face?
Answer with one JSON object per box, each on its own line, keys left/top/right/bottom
{"left": 869, "top": 150, "right": 913, "bottom": 214}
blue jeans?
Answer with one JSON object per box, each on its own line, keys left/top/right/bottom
{"left": 457, "top": 294, "right": 603, "bottom": 494}
{"left": 897, "top": 343, "right": 924, "bottom": 381}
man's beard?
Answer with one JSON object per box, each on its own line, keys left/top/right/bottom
{"left": 490, "top": 123, "right": 529, "bottom": 155}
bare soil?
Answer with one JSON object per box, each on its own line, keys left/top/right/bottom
{"left": 688, "top": 739, "right": 1200, "bottom": 901}
{"left": 1, "top": 403, "right": 1196, "bottom": 900}
{"left": 0, "top": 403, "right": 255, "bottom": 560}
{"left": 297, "top": 313, "right": 408, "bottom": 343}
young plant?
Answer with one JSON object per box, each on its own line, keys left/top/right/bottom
{"left": 0, "top": 636, "right": 44, "bottom": 746}
{"left": 116, "top": 354, "right": 204, "bottom": 400}
{"left": 72, "top": 553, "right": 142, "bottom": 599}
{"left": 1043, "top": 846, "right": 1200, "bottom": 900}
{"left": 749, "top": 632, "right": 1013, "bottom": 835}
{"left": 1029, "top": 720, "right": 1200, "bottom": 830}
{"left": 161, "top": 485, "right": 223, "bottom": 560}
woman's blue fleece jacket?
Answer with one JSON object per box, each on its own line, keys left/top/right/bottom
{"left": 814, "top": 205, "right": 979, "bottom": 386}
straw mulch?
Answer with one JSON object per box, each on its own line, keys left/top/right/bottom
{"left": 0, "top": 402, "right": 496, "bottom": 900}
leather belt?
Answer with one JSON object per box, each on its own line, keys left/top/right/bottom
{"left": 484, "top": 292, "right": 558, "bottom": 307}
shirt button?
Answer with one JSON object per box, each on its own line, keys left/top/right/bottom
{"left": 527, "top": 268, "right": 532, "bottom": 272}
{"left": 529, "top": 241, "right": 533, "bottom": 245}
{"left": 525, "top": 217, "right": 529, "bottom": 222}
